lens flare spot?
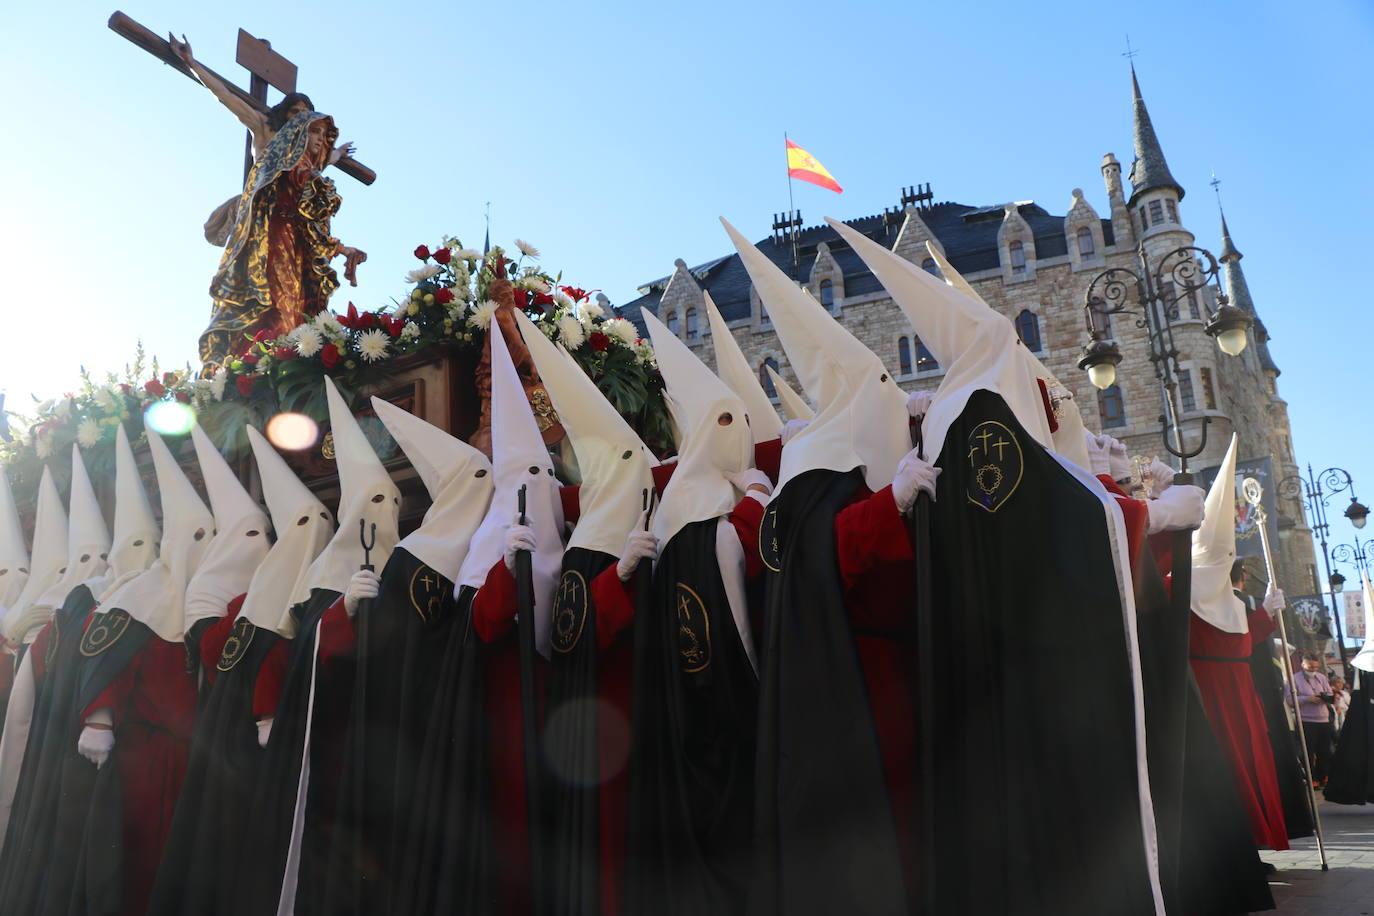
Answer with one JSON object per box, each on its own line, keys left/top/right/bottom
{"left": 144, "top": 401, "right": 196, "bottom": 436}
{"left": 266, "top": 412, "right": 320, "bottom": 451}
{"left": 541, "top": 698, "right": 629, "bottom": 788}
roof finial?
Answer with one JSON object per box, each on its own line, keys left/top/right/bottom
{"left": 1123, "top": 34, "right": 1140, "bottom": 64}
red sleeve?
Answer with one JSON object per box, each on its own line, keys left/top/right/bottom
{"left": 834, "top": 486, "right": 912, "bottom": 591}
{"left": 560, "top": 485, "right": 581, "bottom": 527}
{"left": 727, "top": 495, "right": 767, "bottom": 581}
{"left": 473, "top": 560, "right": 519, "bottom": 644}
{"left": 82, "top": 648, "right": 139, "bottom": 725}
{"left": 253, "top": 640, "right": 290, "bottom": 720}
{"left": 1098, "top": 477, "right": 1150, "bottom": 576}
{"left": 316, "top": 598, "right": 356, "bottom": 664}
{"left": 201, "top": 594, "right": 248, "bottom": 675}
{"left": 1250, "top": 605, "right": 1277, "bottom": 642}
{"left": 590, "top": 563, "right": 635, "bottom": 653}
{"left": 753, "top": 438, "right": 782, "bottom": 486}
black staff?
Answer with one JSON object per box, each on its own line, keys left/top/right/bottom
{"left": 512, "top": 485, "right": 547, "bottom": 913}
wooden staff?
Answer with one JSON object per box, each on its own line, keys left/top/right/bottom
{"left": 513, "top": 484, "right": 547, "bottom": 913}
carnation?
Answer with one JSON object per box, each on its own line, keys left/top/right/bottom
{"left": 292, "top": 324, "right": 325, "bottom": 357}
{"left": 76, "top": 418, "right": 101, "bottom": 449}
{"left": 468, "top": 299, "right": 499, "bottom": 330}
{"left": 580, "top": 300, "right": 605, "bottom": 320}
{"left": 522, "top": 275, "right": 551, "bottom": 294}
{"left": 557, "top": 314, "right": 586, "bottom": 349}
{"left": 314, "top": 311, "right": 345, "bottom": 338}
{"left": 514, "top": 239, "right": 540, "bottom": 258}
{"left": 357, "top": 328, "right": 391, "bottom": 363}
{"left": 606, "top": 317, "right": 638, "bottom": 346}
{"left": 210, "top": 367, "right": 228, "bottom": 401}
{"left": 405, "top": 264, "right": 442, "bottom": 284}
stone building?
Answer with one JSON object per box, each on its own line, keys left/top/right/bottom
{"left": 618, "top": 67, "right": 1317, "bottom": 599}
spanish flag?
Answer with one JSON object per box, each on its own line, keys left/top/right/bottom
{"left": 786, "top": 139, "right": 843, "bottom": 193}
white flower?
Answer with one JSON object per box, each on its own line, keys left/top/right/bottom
{"left": 53, "top": 398, "right": 72, "bottom": 419}
{"left": 34, "top": 431, "right": 53, "bottom": 459}
{"left": 210, "top": 367, "right": 228, "bottom": 401}
{"left": 77, "top": 418, "right": 101, "bottom": 449}
{"left": 636, "top": 341, "right": 657, "bottom": 366}
{"left": 514, "top": 239, "right": 540, "bottom": 258}
{"left": 405, "top": 264, "right": 443, "bottom": 284}
{"left": 357, "top": 329, "right": 391, "bottom": 363}
{"left": 468, "top": 300, "right": 499, "bottom": 330}
{"left": 314, "top": 311, "right": 345, "bottom": 339}
{"left": 553, "top": 292, "right": 574, "bottom": 311}
{"left": 557, "top": 314, "right": 586, "bottom": 349}
{"left": 454, "top": 248, "right": 481, "bottom": 261}
{"left": 94, "top": 387, "right": 118, "bottom": 412}
{"left": 522, "top": 275, "right": 550, "bottom": 294}
{"left": 292, "top": 324, "right": 325, "bottom": 358}
{"left": 606, "top": 317, "right": 638, "bottom": 346}
{"left": 580, "top": 300, "right": 604, "bottom": 320}
{"left": 399, "top": 322, "right": 421, "bottom": 341}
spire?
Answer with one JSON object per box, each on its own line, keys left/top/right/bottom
{"left": 1216, "top": 210, "right": 1278, "bottom": 375}
{"left": 1127, "top": 65, "right": 1184, "bottom": 206}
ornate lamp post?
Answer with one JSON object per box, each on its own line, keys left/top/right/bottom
{"left": 1279, "top": 466, "right": 1369, "bottom": 680}
{"left": 1077, "top": 242, "right": 1253, "bottom": 613}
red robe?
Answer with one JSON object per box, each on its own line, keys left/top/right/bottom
{"left": 81, "top": 632, "right": 200, "bottom": 914}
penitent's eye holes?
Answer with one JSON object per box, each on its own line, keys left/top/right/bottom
{"left": 371, "top": 494, "right": 386, "bottom": 504}
{"left": 475, "top": 469, "right": 488, "bottom": 478}
{"left": 133, "top": 539, "right": 145, "bottom": 547}
{"left": 246, "top": 530, "right": 262, "bottom": 537}
{"left": 528, "top": 466, "right": 540, "bottom": 475}
{"left": 298, "top": 516, "right": 310, "bottom": 526}
{"left": 80, "top": 554, "right": 91, "bottom": 563}
{"left": 621, "top": 450, "right": 632, "bottom": 460}
{"left": 717, "top": 412, "right": 733, "bottom": 426}
{"left": 194, "top": 529, "right": 207, "bottom": 541}
{"left": 880, "top": 373, "right": 889, "bottom": 383}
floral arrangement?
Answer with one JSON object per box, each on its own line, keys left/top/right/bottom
{"left": 1, "top": 238, "right": 671, "bottom": 490}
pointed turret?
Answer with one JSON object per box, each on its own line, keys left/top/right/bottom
{"left": 1218, "top": 213, "right": 1278, "bottom": 374}
{"left": 1127, "top": 66, "right": 1184, "bottom": 207}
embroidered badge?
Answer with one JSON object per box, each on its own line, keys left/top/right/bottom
{"left": 552, "top": 570, "right": 589, "bottom": 655}
{"left": 965, "top": 420, "right": 1024, "bottom": 514}
{"left": 759, "top": 504, "right": 782, "bottom": 572}
{"left": 408, "top": 565, "right": 447, "bottom": 623}
{"left": 674, "top": 583, "right": 712, "bottom": 673}
{"left": 81, "top": 608, "right": 133, "bottom": 657}
{"left": 217, "top": 616, "right": 256, "bottom": 672}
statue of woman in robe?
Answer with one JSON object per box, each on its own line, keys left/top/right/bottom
{"left": 199, "top": 111, "right": 367, "bottom": 369}
{"left": 167, "top": 35, "right": 356, "bottom": 246}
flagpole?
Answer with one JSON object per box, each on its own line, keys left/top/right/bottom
{"left": 783, "top": 132, "right": 799, "bottom": 276}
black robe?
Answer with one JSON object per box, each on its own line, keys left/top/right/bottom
{"left": 917, "top": 390, "right": 1156, "bottom": 915}
{"left": 750, "top": 467, "right": 908, "bottom": 916}
{"left": 145, "top": 615, "right": 285, "bottom": 916}
{"left": 1325, "top": 669, "right": 1374, "bottom": 805}
{"left": 625, "top": 517, "right": 759, "bottom": 916}
{"left": 1245, "top": 594, "right": 1316, "bottom": 836}
{"left": 544, "top": 546, "right": 616, "bottom": 916}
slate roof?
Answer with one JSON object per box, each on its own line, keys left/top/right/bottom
{"left": 618, "top": 201, "right": 1115, "bottom": 334}
{"left": 1127, "top": 66, "right": 1184, "bottom": 206}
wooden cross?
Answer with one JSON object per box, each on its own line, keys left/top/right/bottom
{"left": 108, "top": 11, "right": 376, "bottom": 186}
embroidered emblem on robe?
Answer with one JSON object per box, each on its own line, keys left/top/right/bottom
{"left": 81, "top": 608, "right": 133, "bottom": 657}
{"left": 217, "top": 617, "right": 256, "bottom": 672}
{"left": 966, "top": 420, "right": 1023, "bottom": 514}
{"left": 674, "top": 583, "right": 712, "bottom": 673}
{"left": 552, "top": 570, "right": 589, "bottom": 654}
{"left": 408, "top": 565, "right": 447, "bottom": 623}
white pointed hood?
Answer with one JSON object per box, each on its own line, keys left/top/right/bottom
{"left": 372, "top": 397, "right": 493, "bottom": 582}
{"left": 293, "top": 378, "right": 400, "bottom": 614}
{"left": 703, "top": 292, "right": 783, "bottom": 443}
{"left": 2, "top": 468, "right": 67, "bottom": 642}
{"left": 239, "top": 426, "right": 333, "bottom": 635}
{"left": 827, "top": 217, "right": 1053, "bottom": 466}
{"left": 643, "top": 309, "right": 752, "bottom": 547}
{"left": 513, "top": 309, "right": 655, "bottom": 557}
{"left": 723, "top": 217, "right": 908, "bottom": 496}
{"left": 919, "top": 241, "right": 1092, "bottom": 472}
{"left": 1353, "top": 573, "right": 1374, "bottom": 673}
{"left": 39, "top": 445, "right": 111, "bottom": 606}
{"left": 459, "top": 324, "right": 565, "bottom": 654}
{"left": 765, "top": 365, "right": 814, "bottom": 422}
{"left": 0, "top": 472, "right": 28, "bottom": 613}
{"left": 184, "top": 425, "right": 271, "bottom": 625}
{"left": 1191, "top": 435, "right": 1247, "bottom": 634}
{"left": 102, "top": 430, "right": 215, "bottom": 641}
{"left": 100, "top": 423, "right": 160, "bottom": 602}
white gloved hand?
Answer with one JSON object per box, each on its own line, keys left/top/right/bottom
{"left": 77, "top": 725, "right": 115, "bottom": 768}
{"left": 343, "top": 569, "right": 381, "bottom": 617}
{"left": 727, "top": 468, "right": 772, "bottom": 500}
{"left": 1146, "top": 484, "right": 1206, "bottom": 534}
{"left": 892, "top": 449, "right": 942, "bottom": 513}
{"left": 780, "top": 419, "right": 808, "bottom": 447}
{"left": 616, "top": 514, "right": 659, "bottom": 582}
{"left": 1096, "top": 434, "right": 1131, "bottom": 482}
{"left": 503, "top": 522, "right": 537, "bottom": 572}
{"left": 1263, "top": 586, "right": 1286, "bottom": 615}
{"left": 257, "top": 717, "right": 274, "bottom": 748}
{"left": 1147, "top": 459, "right": 1176, "bottom": 497}
{"left": 906, "top": 390, "right": 935, "bottom": 419}
{"left": 1084, "top": 432, "right": 1112, "bottom": 478}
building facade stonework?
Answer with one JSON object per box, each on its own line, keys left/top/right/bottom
{"left": 619, "top": 71, "right": 1316, "bottom": 598}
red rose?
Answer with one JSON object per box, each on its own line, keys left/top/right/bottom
{"left": 119, "top": 383, "right": 132, "bottom": 396}
{"left": 380, "top": 315, "right": 405, "bottom": 338}
{"left": 163, "top": 371, "right": 178, "bottom": 386}
{"left": 432, "top": 247, "right": 452, "bottom": 264}
{"left": 174, "top": 391, "right": 191, "bottom": 404}
{"left": 144, "top": 379, "right": 165, "bottom": 398}
{"left": 235, "top": 375, "right": 256, "bottom": 397}
{"left": 273, "top": 345, "right": 298, "bottom": 360}
{"left": 434, "top": 287, "right": 455, "bottom": 305}
{"left": 242, "top": 352, "right": 259, "bottom": 365}
{"left": 321, "top": 343, "right": 341, "bottom": 368}
{"left": 414, "top": 244, "right": 431, "bottom": 260}
{"left": 532, "top": 291, "right": 555, "bottom": 307}
{"left": 588, "top": 332, "right": 611, "bottom": 352}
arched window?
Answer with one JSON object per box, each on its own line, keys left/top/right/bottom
{"left": 819, "top": 279, "right": 834, "bottom": 308}
{"left": 1098, "top": 384, "right": 1126, "bottom": 428}
{"left": 760, "top": 357, "right": 779, "bottom": 399}
{"left": 1014, "top": 309, "right": 1042, "bottom": 352}
{"left": 1165, "top": 199, "right": 1179, "bottom": 223}
{"left": 915, "top": 336, "right": 938, "bottom": 372}
{"left": 1008, "top": 240, "right": 1026, "bottom": 275}
{"left": 665, "top": 310, "right": 679, "bottom": 335}
{"left": 921, "top": 258, "right": 939, "bottom": 276}
{"left": 1148, "top": 200, "right": 1164, "bottom": 225}
{"left": 897, "top": 336, "right": 913, "bottom": 376}
{"left": 685, "top": 308, "right": 699, "bottom": 340}
{"left": 1076, "top": 226, "right": 1095, "bottom": 257}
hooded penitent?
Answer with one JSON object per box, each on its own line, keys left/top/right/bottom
{"left": 36, "top": 445, "right": 110, "bottom": 609}
{"left": 458, "top": 323, "right": 565, "bottom": 653}
{"left": 2, "top": 468, "right": 67, "bottom": 643}
{"left": 183, "top": 425, "right": 271, "bottom": 627}
{"left": 100, "top": 430, "right": 215, "bottom": 643}
{"left": 98, "top": 424, "right": 160, "bottom": 604}
{"left": 703, "top": 291, "right": 783, "bottom": 443}
{"left": 1323, "top": 572, "right": 1374, "bottom": 806}
{"left": 765, "top": 365, "right": 814, "bottom": 423}
{"left": 1192, "top": 435, "right": 1247, "bottom": 634}
{"left": 722, "top": 218, "right": 908, "bottom": 497}
{"left": 0, "top": 472, "right": 28, "bottom": 616}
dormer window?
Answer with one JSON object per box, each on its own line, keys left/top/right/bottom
{"left": 1014, "top": 309, "right": 1042, "bottom": 352}
{"left": 685, "top": 308, "right": 699, "bottom": 340}
{"left": 1008, "top": 240, "right": 1026, "bottom": 275}
{"left": 897, "top": 336, "right": 913, "bottom": 376}
{"left": 1076, "top": 226, "right": 1095, "bottom": 257}
{"left": 666, "top": 310, "right": 679, "bottom": 335}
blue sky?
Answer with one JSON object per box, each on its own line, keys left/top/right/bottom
{"left": 3, "top": 1, "right": 1373, "bottom": 618}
